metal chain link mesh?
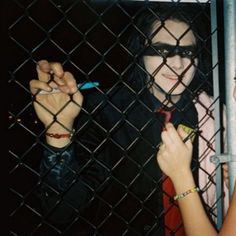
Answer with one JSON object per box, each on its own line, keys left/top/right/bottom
{"left": 8, "top": 1, "right": 225, "bottom": 235}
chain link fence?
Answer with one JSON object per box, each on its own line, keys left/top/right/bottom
{"left": 8, "top": 0, "right": 228, "bottom": 235}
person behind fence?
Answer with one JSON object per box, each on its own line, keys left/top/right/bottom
{"left": 157, "top": 122, "right": 236, "bottom": 236}
{"left": 29, "top": 4, "right": 226, "bottom": 236}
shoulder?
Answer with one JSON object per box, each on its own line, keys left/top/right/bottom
{"left": 195, "top": 91, "right": 213, "bottom": 106}
{"left": 194, "top": 91, "right": 214, "bottom": 116}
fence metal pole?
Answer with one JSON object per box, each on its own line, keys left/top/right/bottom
{"left": 210, "top": 0, "right": 223, "bottom": 228}
{"left": 223, "top": 0, "right": 236, "bottom": 197}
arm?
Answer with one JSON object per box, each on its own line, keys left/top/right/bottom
{"left": 157, "top": 123, "right": 217, "bottom": 236}
{"left": 219, "top": 81, "right": 236, "bottom": 234}
{"left": 39, "top": 144, "right": 92, "bottom": 224}
{"left": 168, "top": 168, "right": 217, "bottom": 236}
{"left": 30, "top": 60, "right": 106, "bottom": 223}
{"left": 219, "top": 181, "right": 236, "bottom": 236}
{"left": 39, "top": 138, "right": 108, "bottom": 224}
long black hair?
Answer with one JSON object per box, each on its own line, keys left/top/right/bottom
{"left": 126, "top": 2, "right": 212, "bottom": 97}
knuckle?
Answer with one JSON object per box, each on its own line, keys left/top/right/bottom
{"left": 65, "top": 72, "right": 76, "bottom": 84}
{"left": 29, "top": 80, "right": 33, "bottom": 86}
{"left": 50, "top": 62, "right": 62, "bottom": 70}
{"left": 29, "top": 80, "right": 37, "bottom": 88}
{"left": 50, "top": 61, "right": 59, "bottom": 66}
{"left": 64, "top": 71, "right": 74, "bottom": 79}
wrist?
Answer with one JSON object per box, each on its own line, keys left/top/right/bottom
{"left": 171, "top": 169, "right": 195, "bottom": 191}
{"left": 173, "top": 186, "right": 200, "bottom": 201}
{"left": 46, "top": 130, "right": 74, "bottom": 139}
{"left": 45, "top": 122, "right": 74, "bottom": 133}
{"left": 45, "top": 125, "right": 75, "bottom": 148}
{"left": 169, "top": 168, "right": 192, "bottom": 182}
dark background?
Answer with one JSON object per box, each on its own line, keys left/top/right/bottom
{"left": 7, "top": 0, "right": 225, "bottom": 235}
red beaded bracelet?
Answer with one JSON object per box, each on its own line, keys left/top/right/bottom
{"left": 46, "top": 130, "right": 74, "bottom": 139}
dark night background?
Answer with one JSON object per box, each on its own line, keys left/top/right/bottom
{"left": 7, "top": 0, "right": 225, "bottom": 235}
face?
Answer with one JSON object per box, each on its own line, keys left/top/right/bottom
{"left": 143, "top": 20, "right": 198, "bottom": 101}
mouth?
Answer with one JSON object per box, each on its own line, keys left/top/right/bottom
{"left": 163, "top": 74, "right": 179, "bottom": 81}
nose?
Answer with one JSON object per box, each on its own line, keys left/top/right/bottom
{"left": 167, "top": 55, "right": 184, "bottom": 71}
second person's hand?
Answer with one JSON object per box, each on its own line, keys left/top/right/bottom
{"left": 156, "top": 123, "right": 193, "bottom": 181}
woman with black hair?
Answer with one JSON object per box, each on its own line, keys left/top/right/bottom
{"left": 29, "top": 3, "right": 224, "bottom": 235}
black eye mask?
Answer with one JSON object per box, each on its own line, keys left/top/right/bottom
{"left": 143, "top": 43, "right": 197, "bottom": 59}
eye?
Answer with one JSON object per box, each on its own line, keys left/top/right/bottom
{"left": 182, "top": 49, "right": 195, "bottom": 57}
{"left": 157, "top": 48, "right": 170, "bottom": 57}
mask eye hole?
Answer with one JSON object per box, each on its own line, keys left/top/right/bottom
{"left": 182, "top": 49, "right": 194, "bottom": 57}
{"left": 143, "top": 46, "right": 170, "bottom": 57}
{"left": 157, "top": 48, "right": 170, "bottom": 57}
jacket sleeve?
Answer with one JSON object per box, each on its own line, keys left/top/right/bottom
{"left": 38, "top": 143, "right": 94, "bottom": 224}
{"left": 39, "top": 116, "right": 110, "bottom": 224}
{"left": 40, "top": 144, "right": 79, "bottom": 192}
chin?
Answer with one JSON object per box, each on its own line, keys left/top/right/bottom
{"left": 165, "top": 88, "right": 186, "bottom": 96}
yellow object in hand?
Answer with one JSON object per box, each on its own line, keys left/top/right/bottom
{"left": 178, "top": 124, "right": 196, "bottom": 142}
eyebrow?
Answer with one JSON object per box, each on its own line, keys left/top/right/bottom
{"left": 150, "top": 42, "right": 197, "bottom": 50}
